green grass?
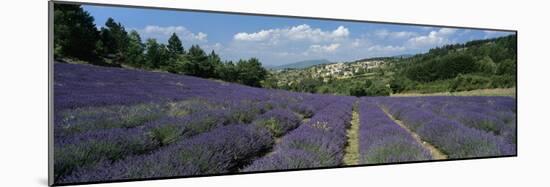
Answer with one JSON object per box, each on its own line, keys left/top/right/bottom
{"left": 392, "top": 87, "right": 516, "bottom": 97}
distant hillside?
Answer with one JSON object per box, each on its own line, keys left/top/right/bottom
{"left": 270, "top": 59, "right": 331, "bottom": 70}
{"left": 265, "top": 34, "right": 517, "bottom": 96}
{"left": 353, "top": 54, "right": 413, "bottom": 63}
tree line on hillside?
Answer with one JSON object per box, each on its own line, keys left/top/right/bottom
{"left": 54, "top": 4, "right": 267, "bottom": 87}
{"left": 390, "top": 34, "right": 516, "bottom": 93}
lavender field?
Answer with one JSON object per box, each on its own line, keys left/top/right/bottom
{"left": 53, "top": 63, "right": 516, "bottom": 184}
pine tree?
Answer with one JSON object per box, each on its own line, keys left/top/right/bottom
{"left": 236, "top": 58, "right": 267, "bottom": 87}
{"left": 208, "top": 50, "right": 222, "bottom": 78}
{"left": 99, "top": 17, "right": 129, "bottom": 64}
{"left": 186, "top": 45, "right": 208, "bottom": 77}
{"left": 167, "top": 33, "right": 185, "bottom": 56}
{"left": 53, "top": 4, "right": 100, "bottom": 61}
{"left": 145, "top": 39, "right": 165, "bottom": 69}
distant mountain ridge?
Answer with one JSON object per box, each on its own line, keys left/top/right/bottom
{"left": 270, "top": 59, "right": 332, "bottom": 70}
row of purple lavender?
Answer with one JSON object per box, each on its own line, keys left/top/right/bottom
{"left": 375, "top": 97, "right": 516, "bottom": 158}
{"left": 358, "top": 98, "right": 431, "bottom": 164}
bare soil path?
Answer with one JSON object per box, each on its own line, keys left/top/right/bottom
{"left": 343, "top": 102, "right": 361, "bottom": 165}
{"left": 381, "top": 107, "right": 448, "bottom": 160}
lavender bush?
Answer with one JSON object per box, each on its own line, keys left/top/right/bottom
{"left": 358, "top": 99, "right": 431, "bottom": 164}
{"left": 59, "top": 124, "right": 274, "bottom": 183}
{"left": 253, "top": 108, "right": 301, "bottom": 137}
{"left": 380, "top": 98, "right": 516, "bottom": 158}
{"left": 244, "top": 97, "right": 354, "bottom": 171}
{"left": 55, "top": 103, "right": 164, "bottom": 137}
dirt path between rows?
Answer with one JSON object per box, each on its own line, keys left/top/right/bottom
{"left": 343, "top": 102, "right": 361, "bottom": 165}
{"left": 381, "top": 108, "right": 448, "bottom": 160}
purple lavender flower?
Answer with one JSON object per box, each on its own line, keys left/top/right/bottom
{"left": 253, "top": 108, "right": 301, "bottom": 137}
{"left": 358, "top": 99, "right": 431, "bottom": 164}
{"left": 58, "top": 124, "right": 274, "bottom": 184}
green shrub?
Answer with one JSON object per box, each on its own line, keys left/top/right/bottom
{"left": 450, "top": 74, "right": 491, "bottom": 92}
{"left": 490, "top": 75, "right": 515, "bottom": 88}
{"left": 497, "top": 59, "right": 516, "bottom": 76}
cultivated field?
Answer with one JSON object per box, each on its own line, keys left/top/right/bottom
{"left": 53, "top": 63, "right": 516, "bottom": 184}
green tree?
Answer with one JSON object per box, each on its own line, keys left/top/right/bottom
{"left": 450, "top": 74, "right": 491, "bottom": 92}
{"left": 349, "top": 80, "right": 390, "bottom": 96}
{"left": 145, "top": 39, "right": 168, "bottom": 69}
{"left": 207, "top": 51, "right": 223, "bottom": 78}
{"left": 99, "top": 17, "right": 129, "bottom": 64}
{"left": 297, "top": 78, "right": 322, "bottom": 93}
{"left": 165, "top": 55, "right": 189, "bottom": 74}
{"left": 236, "top": 58, "right": 267, "bottom": 87}
{"left": 406, "top": 54, "right": 477, "bottom": 82}
{"left": 167, "top": 33, "right": 185, "bottom": 56}
{"left": 218, "top": 61, "right": 238, "bottom": 82}
{"left": 497, "top": 59, "right": 516, "bottom": 76}
{"left": 125, "top": 30, "right": 146, "bottom": 68}
{"left": 365, "top": 80, "right": 390, "bottom": 96}
{"left": 349, "top": 84, "right": 367, "bottom": 96}
{"left": 389, "top": 76, "right": 414, "bottom": 94}
{"left": 186, "top": 45, "right": 209, "bottom": 77}
{"left": 477, "top": 56, "right": 497, "bottom": 74}
{"left": 53, "top": 4, "right": 100, "bottom": 61}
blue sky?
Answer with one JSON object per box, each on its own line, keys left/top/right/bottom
{"left": 83, "top": 5, "right": 514, "bottom": 66}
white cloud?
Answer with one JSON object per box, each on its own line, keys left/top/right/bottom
{"left": 374, "top": 30, "right": 390, "bottom": 38}
{"left": 234, "top": 30, "right": 271, "bottom": 41}
{"left": 332, "top": 26, "right": 350, "bottom": 38}
{"left": 202, "top": 42, "right": 223, "bottom": 53}
{"left": 194, "top": 32, "right": 208, "bottom": 41}
{"left": 406, "top": 28, "right": 457, "bottom": 48}
{"left": 351, "top": 39, "right": 361, "bottom": 47}
{"left": 225, "top": 25, "right": 495, "bottom": 66}
{"left": 392, "top": 31, "right": 417, "bottom": 38}
{"left": 276, "top": 52, "right": 291, "bottom": 57}
{"left": 228, "top": 25, "right": 352, "bottom": 63}
{"left": 367, "top": 45, "right": 406, "bottom": 52}
{"left": 308, "top": 43, "right": 341, "bottom": 53}
{"left": 233, "top": 24, "right": 350, "bottom": 43}
{"left": 438, "top": 28, "right": 457, "bottom": 35}
{"left": 134, "top": 25, "right": 208, "bottom": 44}
{"left": 420, "top": 26, "right": 435, "bottom": 30}
{"left": 375, "top": 30, "right": 417, "bottom": 39}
